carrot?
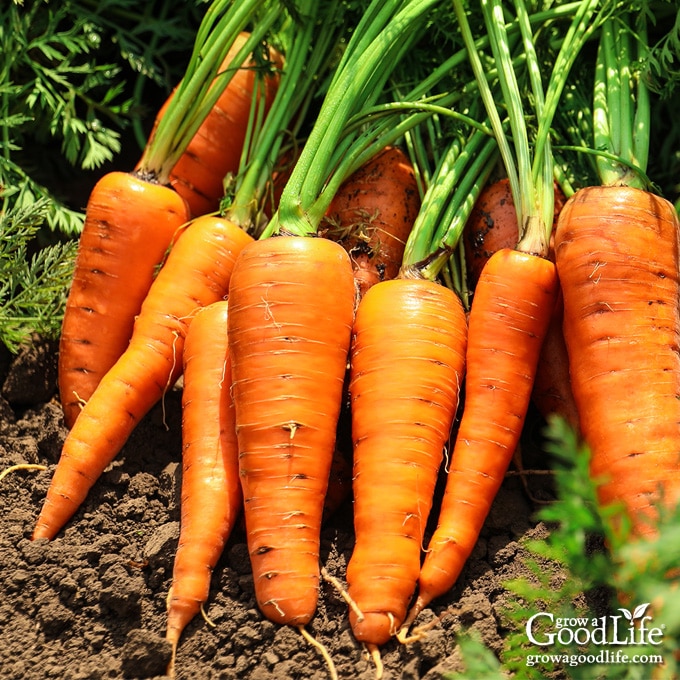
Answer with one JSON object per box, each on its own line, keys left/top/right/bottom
{"left": 462, "top": 177, "right": 578, "bottom": 428}
{"left": 555, "top": 185, "right": 680, "bottom": 536}
{"left": 57, "top": 2, "right": 277, "bottom": 429}
{"left": 530, "top": 289, "right": 580, "bottom": 431}
{"left": 463, "top": 177, "right": 566, "bottom": 290}
{"left": 345, "top": 278, "right": 467, "bottom": 647}
{"left": 33, "top": 215, "right": 253, "bottom": 541}
{"left": 404, "top": 248, "right": 557, "bottom": 627}
{"left": 166, "top": 300, "right": 241, "bottom": 672}
{"left": 58, "top": 172, "right": 190, "bottom": 429}
{"left": 320, "top": 146, "right": 421, "bottom": 298}
{"left": 226, "top": 235, "right": 355, "bottom": 626}
{"left": 553, "top": 11, "right": 680, "bottom": 538}
{"left": 143, "top": 32, "right": 282, "bottom": 219}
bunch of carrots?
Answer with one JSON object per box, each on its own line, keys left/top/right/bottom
{"left": 20, "top": 0, "right": 680, "bottom": 677}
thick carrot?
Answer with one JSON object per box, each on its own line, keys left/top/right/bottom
{"left": 403, "top": 248, "right": 557, "bottom": 628}
{"left": 33, "top": 215, "right": 253, "bottom": 541}
{"left": 227, "top": 235, "right": 355, "bottom": 626}
{"left": 58, "top": 171, "right": 190, "bottom": 429}
{"left": 321, "top": 146, "right": 421, "bottom": 298}
{"left": 166, "top": 300, "right": 241, "bottom": 670}
{"left": 144, "top": 32, "right": 282, "bottom": 219}
{"left": 346, "top": 277, "right": 467, "bottom": 647}
{"left": 554, "top": 185, "right": 680, "bottom": 537}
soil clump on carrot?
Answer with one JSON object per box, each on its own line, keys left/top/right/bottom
{"left": 0, "top": 338, "right": 570, "bottom": 679}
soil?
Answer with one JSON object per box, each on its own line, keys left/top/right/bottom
{"left": 0, "top": 338, "right": 563, "bottom": 680}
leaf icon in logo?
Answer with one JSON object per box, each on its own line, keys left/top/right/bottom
{"left": 632, "top": 603, "right": 650, "bottom": 620}
{"left": 618, "top": 604, "right": 651, "bottom": 622}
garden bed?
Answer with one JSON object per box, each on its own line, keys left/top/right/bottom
{"left": 0, "top": 338, "right": 562, "bottom": 680}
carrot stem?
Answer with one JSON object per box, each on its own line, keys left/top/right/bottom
{"left": 139, "top": 0, "right": 282, "bottom": 182}
{"left": 267, "top": 0, "right": 442, "bottom": 238}
{"left": 593, "top": 12, "right": 650, "bottom": 188}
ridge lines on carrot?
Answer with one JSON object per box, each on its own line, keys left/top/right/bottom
{"left": 345, "top": 277, "right": 468, "bottom": 648}
{"left": 227, "top": 235, "right": 355, "bottom": 626}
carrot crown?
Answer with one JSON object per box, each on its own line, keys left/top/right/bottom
{"left": 452, "top": 0, "right": 607, "bottom": 257}
{"left": 262, "top": 0, "right": 446, "bottom": 238}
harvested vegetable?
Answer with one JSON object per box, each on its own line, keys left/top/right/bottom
{"left": 57, "top": 0, "right": 278, "bottom": 429}
{"left": 555, "top": 12, "right": 680, "bottom": 537}
{"left": 33, "top": 215, "right": 253, "bottom": 540}
{"left": 321, "top": 145, "right": 421, "bottom": 298}
{"left": 166, "top": 301, "right": 241, "bottom": 673}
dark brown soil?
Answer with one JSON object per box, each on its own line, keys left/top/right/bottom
{"left": 0, "top": 338, "right": 560, "bottom": 680}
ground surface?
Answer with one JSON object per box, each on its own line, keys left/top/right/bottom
{"left": 0, "top": 338, "right": 560, "bottom": 680}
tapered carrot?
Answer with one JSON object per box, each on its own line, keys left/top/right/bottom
{"left": 33, "top": 215, "right": 253, "bottom": 541}
{"left": 143, "top": 32, "right": 282, "bottom": 218}
{"left": 403, "top": 248, "right": 557, "bottom": 629}
{"left": 166, "top": 300, "right": 241, "bottom": 672}
{"left": 58, "top": 172, "right": 190, "bottom": 429}
{"left": 346, "top": 278, "right": 467, "bottom": 648}
{"left": 321, "top": 146, "right": 421, "bottom": 298}
{"left": 555, "top": 185, "right": 680, "bottom": 536}
{"left": 227, "top": 235, "right": 355, "bottom": 626}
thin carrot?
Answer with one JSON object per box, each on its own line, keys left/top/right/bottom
{"left": 166, "top": 300, "right": 241, "bottom": 674}
{"left": 58, "top": 172, "right": 190, "bottom": 429}
{"left": 143, "top": 32, "right": 282, "bottom": 219}
{"left": 405, "top": 248, "right": 557, "bottom": 628}
{"left": 321, "top": 146, "right": 421, "bottom": 299}
{"left": 226, "top": 235, "right": 355, "bottom": 626}
{"left": 33, "top": 215, "right": 253, "bottom": 541}
{"left": 346, "top": 278, "right": 467, "bottom": 647}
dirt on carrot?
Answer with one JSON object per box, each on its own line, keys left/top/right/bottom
{"left": 0, "top": 336, "right": 568, "bottom": 679}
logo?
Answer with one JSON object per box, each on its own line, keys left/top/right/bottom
{"left": 526, "top": 604, "right": 664, "bottom": 647}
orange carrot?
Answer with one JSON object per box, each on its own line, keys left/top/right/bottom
{"left": 226, "top": 235, "right": 355, "bottom": 626}
{"left": 58, "top": 171, "right": 190, "bottom": 429}
{"left": 166, "top": 300, "right": 241, "bottom": 670}
{"left": 345, "top": 278, "right": 467, "bottom": 648}
{"left": 321, "top": 146, "right": 421, "bottom": 298}
{"left": 554, "top": 185, "right": 680, "bottom": 537}
{"left": 143, "top": 32, "right": 282, "bottom": 219}
{"left": 463, "top": 177, "right": 577, "bottom": 427}
{"left": 402, "top": 248, "right": 557, "bottom": 631}
{"left": 33, "top": 216, "right": 253, "bottom": 541}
